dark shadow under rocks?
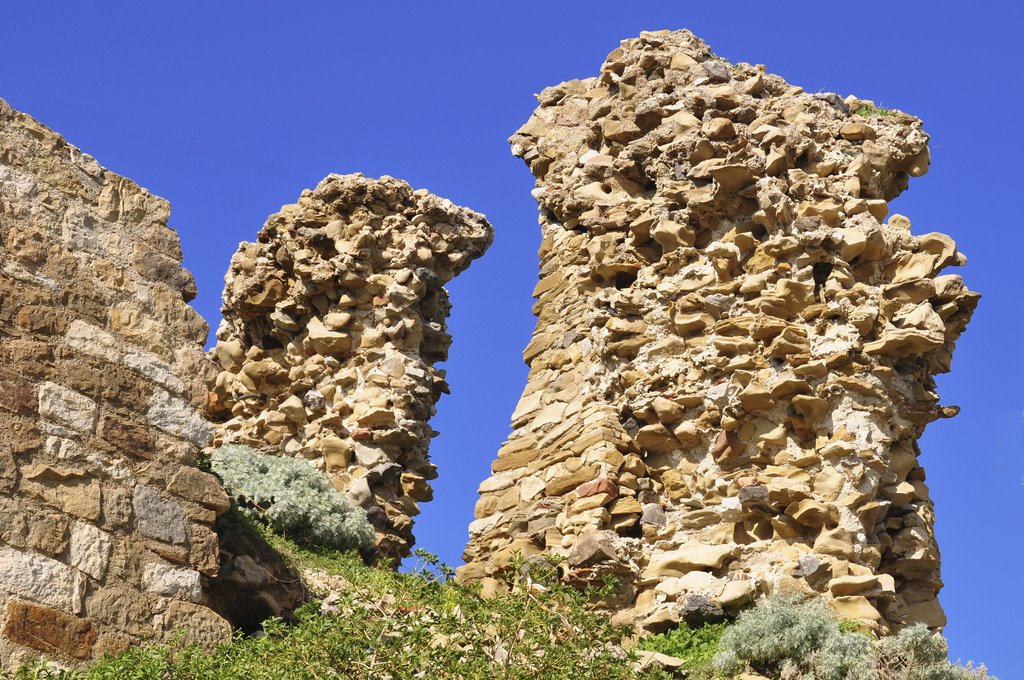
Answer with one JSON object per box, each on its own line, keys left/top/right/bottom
{"left": 205, "top": 511, "right": 308, "bottom": 633}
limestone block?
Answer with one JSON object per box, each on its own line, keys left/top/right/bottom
{"left": 21, "top": 466, "right": 102, "bottom": 521}
{"left": 828, "top": 574, "right": 880, "bottom": 596}
{"left": 717, "top": 580, "right": 756, "bottom": 612}
{"left": 0, "top": 548, "right": 75, "bottom": 611}
{"left": 787, "top": 499, "right": 839, "bottom": 528}
{"left": 37, "top": 382, "right": 97, "bottom": 434}
{"left": 133, "top": 486, "right": 187, "bottom": 545}
{"left": 146, "top": 389, "right": 212, "bottom": 447}
{"left": 167, "top": 467, "right": 231, "bottom": 513}
{"left": 69, "top": 523, "right": 113, "bottom": 580}
{"left": 161, "top": 601, "right": 232, "bottom": 647}
{"left": 832, "top": 595, "right": 881, "bottom": 623}
{"left": 143, "top": 563, "right": 202, "bottom": 603}
{"left": 643, "top": 544, "right": 736, "bottom": 578}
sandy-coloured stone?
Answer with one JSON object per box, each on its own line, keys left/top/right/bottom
{"left": 21, "top": 465, "right": 102, "bottom": 521}
{"left": 832, "top": 595, "right": 882, "bottom": 622}
{"left": 643, "top": 544, "right": 736, "bottom": 577}
{"left": 458, "top": 30, "right": 974, "bottom": 634}
{"left": 717, "top": 580, "right": 756, "bottom": 611}
{"left": 828, "top": 574, "right": 880, "bottom": 596}
{"left": 208, "top": 174, "right": 492, "bottom": 560}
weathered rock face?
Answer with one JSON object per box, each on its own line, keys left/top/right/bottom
{"left": 461, "top": 31, "right": 977, "bottom": 634}
{"left": 209, "top": 174, "right": 492, "bottom": 560}
{"left": 0, "top": 98, "right": 230, "bottom": 667}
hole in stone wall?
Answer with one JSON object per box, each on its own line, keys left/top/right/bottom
{"left": 812, "top": 262, "right": 834, "bottom": 291}
{"left": 614, "top": 271, "right": 638, "bottom": 289}
{"left": 260, "top": 335, "right": 283, "bottom": 349}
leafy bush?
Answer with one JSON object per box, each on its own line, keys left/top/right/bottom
{"left": 637, "top": 621, "right": 726, "bottom": 678}
{"left": 210, "top": 444, "right": 374, "bottom": 553}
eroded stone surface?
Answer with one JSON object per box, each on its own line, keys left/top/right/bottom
{"left": 461, "top": 30, "right": 976, "bottom": 634}
{"left": 209, "top": 173, "right": 492, "bottom": 560}
{"left": 2, "top": 600, "right": 96, "bottom": 660}
{"left": 0, "top": 98, "right": 230, "bottom": 667}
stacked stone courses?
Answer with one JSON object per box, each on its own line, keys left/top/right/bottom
{"left": 208, "top": 174, "right": 492, "bottom": 560}
{"left": 0, "top": 25, "right": 982, "bottom": 668}
{"left": 0, "top": 98, "right": 230, "bottom": 667}
{"left": 460, "top": 30, "right": 977, "bottom": 634}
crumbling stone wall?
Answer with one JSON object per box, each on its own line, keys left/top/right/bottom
{"left": 209, "top": 174, "right": 492, "bottom": 560}
{"left": 461, "top": 31, "right": 977, "bottom": 634}
{"left": 0, "top": 99, "right": 230, "bottom": 667}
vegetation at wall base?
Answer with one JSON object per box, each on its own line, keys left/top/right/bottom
{"left": 3, "top": 518, "right": 994, "bottom": 679}
{"left": 3, "top": 523, "right": 668, "bottom": 680}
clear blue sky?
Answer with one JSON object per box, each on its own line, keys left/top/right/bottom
{"left": 1, "top": 2, "right": 1019, "bottom": 674}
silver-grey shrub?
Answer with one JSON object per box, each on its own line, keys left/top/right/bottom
{"left": 210, "top": 444, "right": 374, "bottom": 553}
{"left": 712, "top": 594, "right": 875, "bottom": 680}
{"left": 711, "top": 595, "right": 994, "bottom": 680}
{"left": 878, "top": 624, "right": 992, "bottom": 680}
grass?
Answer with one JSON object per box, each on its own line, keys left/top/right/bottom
{"left": 854, "top": 104, "right": 897, "bottom": 117}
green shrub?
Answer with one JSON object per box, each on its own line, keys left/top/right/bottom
{"left": 637, "top": 621, "right": 726, "bottom": 678}
{"left": 210, "top": 444, "right": 374, "bottom": 553}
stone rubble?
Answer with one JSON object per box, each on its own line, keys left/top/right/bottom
{"left": 208, "top": 174, "right": 492, "bottom": 560}
{"left": 0, "top": 98, "right": 230, "bottom": 667}
{"left": 460, "top": 30, "right": 977, "bottom": 634}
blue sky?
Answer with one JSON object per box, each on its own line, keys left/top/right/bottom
{"left": 1, "top": 2, "right": 1019, "bottom": 673}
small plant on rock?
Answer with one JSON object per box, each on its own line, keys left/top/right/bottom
{"left": 210, "top": 444, "right": 374, "bottom": 553}
{"left": 854, "top": 103, "right": 897, "bottom": 116}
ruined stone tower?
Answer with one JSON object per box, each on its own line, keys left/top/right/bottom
{"left": 0, "top": 99, "right": 230, "bottom": 667}
{"left": 461, "top": 30, "right": 977, "bottom": 633}
{"left": 208, "top": 174, "right": 492, "bottom": 560}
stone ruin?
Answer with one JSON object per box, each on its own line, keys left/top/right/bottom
{"left": 460, "top": 30, "right": 977, "bottom": 634}
{"left": 0, "top": 98, "right": 231, "bottom": 667}
{"left": 207, "top": 174, "right": 492, "bottom": 560}
{"left": 0, "top": 26, "right": 981, "bottom": 671}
